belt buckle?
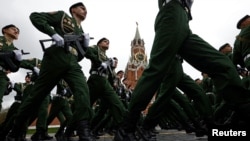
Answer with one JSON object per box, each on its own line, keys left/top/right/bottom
{"left": 69, "top": 46, "right": 78, "bottom": 56}
{"left": 0, "top": 66, "right": 6, "bottom": 72}
{"left": 163, "top": 0, "right": 171, "bottom": 6}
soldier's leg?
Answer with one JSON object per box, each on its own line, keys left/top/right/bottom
{"left": 31, "top": 95, "right": 52, "bottom": 140}
{"left": 7, "top": 58, "right": 64, "bottom": 139}
{"left": 177, "top": 73, "right": 213, "bottom": 120}
{"left": 0, "top": 102, "right": 21, "bottom": 140}
{"left": 180, "top": 34, "right": 250, "bottom": 105}
{"left": 63, "top": 64, "right": 94, "bottom": 141}
{"left": 90, "top": 100, "right": 109, "bottom": 131}
{"left": 0, "top": 73, "right": 8, "bottom": 111}
{"left": 141, "top": 59, "right": 183, "bottom": 130}
{"left": 180, "top": 34, "right": 250, "bottom": 135}
{"left": 101, "top": 85, "right": 126, "bottom": 127}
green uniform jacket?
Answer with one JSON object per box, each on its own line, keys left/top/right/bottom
{"left": 233, "top": 26, "right": 250, "bottom": 68}
{"left": 30, "top": 11, "right": 85, "bottom": 61}
{"left": 85, "top": 45, "right": 108, "bottom": 72}
{"left": 13, "top": 82, "right": 31, "bottom": 101}
{"left": 0, "top": 36, "right": 20, "bottom": 71}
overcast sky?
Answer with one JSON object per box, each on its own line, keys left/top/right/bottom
{"left": 1, "top": 0, "right": 249, "bottom": 109}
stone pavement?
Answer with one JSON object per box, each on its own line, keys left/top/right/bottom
{"left": 25, "top": 129, "right": 208, "bottom": 141}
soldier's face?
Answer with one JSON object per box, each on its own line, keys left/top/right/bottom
{"left": 241, "top": 17, "right": 250, "bottom": 28}
{"left": 72, "top": 6, "right": 87, "bottom": 21}
{"left": 25, "top": 77, "right": 31, "bottom": 83}
{"left": 3, "top": 27, "right": 19, "bottom": 40}
{"left": 99, "top": 40, "right": 110, "bottom": 50}
{"left": 221, "top": 46, "right": 232, "bottom": 55}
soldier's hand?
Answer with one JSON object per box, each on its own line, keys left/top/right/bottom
{"left": 52, "top": 33, "right": 64, "bottom": 47}
{"left": 13, "top": 50, "right": 22, "bottom": 61}
{"left": 83, "top": 33, "right": 90, "bottom": 48}
{"left": 110, "top": 57, "right": 117, "bottom": 68}
{"left": 33, "top": 66, "right": 40, "bottom": 75}
{"left": 10, "top": 80, "right": 15, "bottom": 88}
{"left": 98, "top": 62, "right": 108, "bottom": 73}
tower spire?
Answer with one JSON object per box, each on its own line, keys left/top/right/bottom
{"left": 134, "top": 22, "right": 141, "bottom": 40}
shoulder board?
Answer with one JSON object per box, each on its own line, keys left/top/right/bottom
{"left": 48, "top": 11, "right": 58, "bottom": 15}
{"left": 89, "top": 45, "right": 97, "bottom": 48}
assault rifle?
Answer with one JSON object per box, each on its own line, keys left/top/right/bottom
{"left": 0, "top": 49, "right": 30, "bottom": 72}
{"left": 236, "top": 65, "right": 248, "bottom": 76}
{"left": 39, "top": 34, "right": 93, "bottom": 58}
{"left": 98, "top": 58, "right": 115, "bottom": 77}
{"left": 21, "top": 50, "right": 30, "bottom": 55}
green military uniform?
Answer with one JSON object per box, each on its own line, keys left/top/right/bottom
{"left": 232, "top": 18, "right": 250, "bottom": 102}
{"left": 20, "top": 58, "right": 41, "bottom": 80}
{"left": 233, "top": 24, "right": 250, "bottom": 70}
{"left": 86, "top": 45, "right": 126, "bottom": 128}
{"left": 0, "top": 80, "right": 31, "bottom": 140}
{"left": 46, "top": 80, "right": 73, "bottom": 137}
{"left": 0, "top": 36, "right": 20, "bottom": 111}
{"left": 91, "top": 68, "right": 125, "bottom": 137}
{"left": 141, "top": 58, "right": 211, "bottom": 138}
{"left": 199, "top": 74, "right": 217, "bottom": 111}
{"left": 7, "top": 9, "right": 93, "bottom": 139}
{"left": 29, "top": 94, "right": 51, "bottom": 140}
{"left": 18, "top": 58, "right": 52, "bottom": 140}
{"left": 115, "top": 0, "right": 250, "bottom": 140}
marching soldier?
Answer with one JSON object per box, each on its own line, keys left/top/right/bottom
{"left": 0, "top": 73, "right": 32, "bottom": 140}
{"left": 86, "top": 38, "right": 126, "bottom": 137}
{"left": 0, "top": 24, "right": 23, "bottom": 111}
{"left": 114, "top": 0, "right": 250, "bottom": 140}
{"left": 46, "top": 79, "right": 73, "bottom": 141}
{"left": 7, "top": 2, "right": 95, "bottom": 141}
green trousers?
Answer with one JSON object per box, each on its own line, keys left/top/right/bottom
{"left": 10, "top": 46, "right": 93, "bottom": 136}
{"left": 0, "top": 101, "right": 21, "bottom": 137}
{"left": 125, "top": 0, "right": 250, "bottom": 132}
{"left": 28, "top": 95, "right": 50, "bottom": 134}
{"left": 0, "top": 71, "right": 9, "bottom": 111}
{"left": 46, "top": 96, "right": 73, "bottom": 133}
{"left": 88, "top": 75, "right": 126, "bottom": 126}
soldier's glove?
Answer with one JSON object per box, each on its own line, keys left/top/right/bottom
{"left": 33, "top": 66, "right": 40, "bottom": 75}
{"left": 61, "top": 89, "right": 67, "bottom": 96}
{"left": 52, "top": 33, "right": 64, "bottom": 47}
{"left": 111, "top": 57, "right": 117, "bottom": 68}
{"left": 10, "top": 81, "right": 15, "bottom": 88}
{"left": 98, "top": 62, "right": 108, "bottom": 74}
{"left": 13, "top": 50, "right": 22, "bottom": 61}
{"left": 82, "top": 33, "right": 90, "bottom": 48}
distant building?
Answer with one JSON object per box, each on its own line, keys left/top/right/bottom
{"left": 123, "top": 23, "right": 148, "bottom": 90}
{"left": 123, "top": 23, "right": 155, "bottom": 115}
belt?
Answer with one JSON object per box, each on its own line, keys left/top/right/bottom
{"left": 244, "top": 54, "right": 250, "bottom": 62}
{"left": 162, "top": 0, "right": 172, "bottom": 6}
{"left": 90, "top": 71, "right": 108, "bottom": 78}
{"left": 0, "top": 66, "right": 6, "bottom": 72}
{"left": 162, "top": 0, "right": 181, "bottom": 7}
{"left": 206, "top": 92, "right": 214, "bottom": 95}
{"left": 69, "top": 46, "right": 78, "bottom": 56}
{"left": 54, "top": 95, "right": 67, "bottom": 99}
{"left": 15, "top": 100, "right": 22, "bottom": 103}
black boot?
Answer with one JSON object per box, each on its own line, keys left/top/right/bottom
{"left": 0, "top": 129, "right": 7, "bottom": 141}
{"left": 30, "top": 132, "right": 42, "bottom": 141}
{"left": 6, "top": 136, "right": 26, "bottom": 141}
{"left": 7, "top": 131, "right": 26, "bottom": 141}
{"left": 42, "top": 132, "right": 53, "bottom": 140}
{"left": 191, "top": 118, "right": 208, "bottom": 137}
{"left": 113, "top": 128, "right": 137, "bottom": 141}
{"left": 76, "top": 120, "right": 96, "bottom": 141}
{"left": 136, "top": 126, "right": 156, "bottom": 141}
{"left": 55, "top": 128, "right": 65, "bottom": 141}
{"left": 63, "top": 125, "right": 75, "bottom": 141}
